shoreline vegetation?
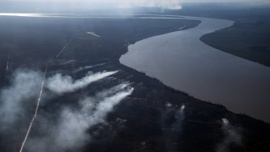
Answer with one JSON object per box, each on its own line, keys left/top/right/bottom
{"left": 200, "top": 20, "right": 270, "bottom": 67}
{"left": 176, "top": 4, "right": 270, "bottom": 67}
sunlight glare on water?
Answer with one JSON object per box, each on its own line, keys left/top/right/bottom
{"left": 0, "top": 13, "right": 43, "bottom": 17}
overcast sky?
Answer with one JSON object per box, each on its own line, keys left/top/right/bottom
{"left": 0, "top": 0, "right": 269, "bottom": 11}
{"left": 3, "top": 0, "right": 269, "bottom": 3}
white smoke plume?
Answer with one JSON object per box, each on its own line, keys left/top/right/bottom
{"left": 163, "top": 104, "right": 186, "bottom": 152}
{"left": 95, "top": 83, "right": 131, "bottom": 98}
{"left": 73, "top": 63, "right": 106, "bottom": 73}
{"left": 19, "top": 66, "right": 47, "bottom": 152}
{"left": 111, "top": 0, "right": 184, "bottom": 10}
{"left": 141, "top": 0, "right": 182, "bottom": 10}
{"left": 169, "top": 105, "right": 185, "bottom": 130}
{"left": 174, "top": 105, "right": 185, "bottom": 126}
{"left": 46, "top": 71, "right": 118, "bottom": 94}
{"left": 216, "top": 118, "right": 242, "bottom": 152}
{"left": 0, "top": 68, "right": 132, "bottom": 152}
{"left": 5, "top": 55, "right": 10, "bottom": 72}
{"left": 0, "top": 69, "right": 43, "bottom": 130}
{"left": 25, "top": 85, "right": 133, "bottom": 152}
{"left": 17, "top": 0, "right": 183, "bottom": 10}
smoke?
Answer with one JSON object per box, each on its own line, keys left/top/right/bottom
{"left": 164, "top": 104, "right": 186, "bottom": 129}
{"left": 86, "top": 32, "right": 101, "bottom": 38}
{"left": 141, "top": 0, "right": 182, "bottom": 10}
{"left": 0, "top": 69, "right": 43, "bottom": 130}
{"left": 0, "top": 0, "right": 182, "bottom": 11}
{"left": 163, "top": 103, "right": 186, "bottom": 152}
{"left": 0, "top": 68, "right": 133, "bottom": 152}
{"left": 166, "top": 104, "right": 185, "bottom": 131}
{"left": 25, "top": 85, "right": 133, "bottom": 152}
{"left": 19, "top": 67, "right": 47, "bottom": 152}
{"left": 5, "top": 55, "right": 10, "bottom": 72}
{"left": 73, "top": 63, "right": 106, "bottom": 73}
{"left": 82, "top": 0, "right": 183, "bottom": 10}
{"left": 100, "top": 0, "right": 183, "bottom": 10}
{"left": 172, "top": 105, "right": 185, "bottom": 129}
{"left": 94, "top": 88, "right": 133, "bottom": 119}
{"left": 216, "top": 118, "right": 242, "bottom": 152}
{"left": 46, "top": 71, "right": 118, "bottom": 94}
{"left": 95, "top": 83, "right": 131, "bottom": 98}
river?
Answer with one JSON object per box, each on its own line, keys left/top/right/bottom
{"left": 120, "top": 16, "right": 270, "bottom": 123}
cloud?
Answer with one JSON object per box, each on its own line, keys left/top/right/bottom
{"left": 46, "top": 71, "right": 118, "bottom": 94}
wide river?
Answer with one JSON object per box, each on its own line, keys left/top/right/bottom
{"left": 120, "top": 16, "right": 270, "bottom": 123}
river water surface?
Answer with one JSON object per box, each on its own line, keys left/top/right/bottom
{"left": 120, "top": 16, "right": 270, "bottom": 123}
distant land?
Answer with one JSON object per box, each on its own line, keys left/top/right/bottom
{"left": 176, "top": 3, "right": 270, "bottom": 67}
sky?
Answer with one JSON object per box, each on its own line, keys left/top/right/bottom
{"left": 3, "top": 0, "right": 269, "bottom": 4}
{"left": 4, "top": 0, "right": 269, "bottom": 2}
{"left": 4, "top": 0, "right": 268, "bottom": 2}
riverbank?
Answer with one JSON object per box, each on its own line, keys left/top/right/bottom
{"left": 120, "top": 16, "right": 270, "bottom": 123}
{"left": 201, "top": 18, "right": 270, "bottom": 67}
{"left": 175, "top": 3, "right": 270, "bottom": 67}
